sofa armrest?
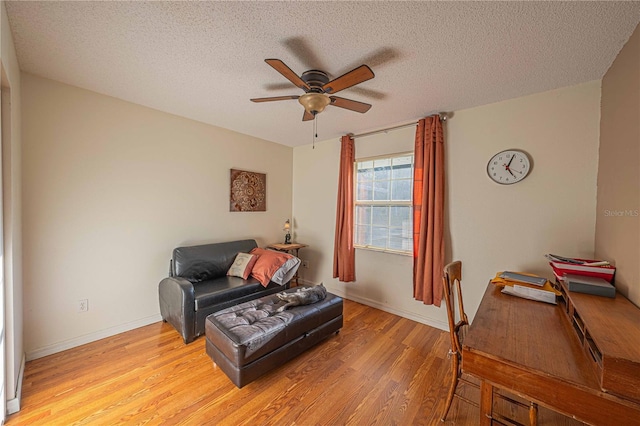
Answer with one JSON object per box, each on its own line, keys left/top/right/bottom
{"left": 159, "top": 276, "right": 196, "bottom": 344}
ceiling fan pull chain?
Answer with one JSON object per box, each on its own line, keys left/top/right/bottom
{"left": 313, "top": 113, "right": 318, "bottom": 149}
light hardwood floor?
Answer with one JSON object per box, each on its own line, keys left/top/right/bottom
{"left": 7, "top": 300, "right": 585, "bottom": 425}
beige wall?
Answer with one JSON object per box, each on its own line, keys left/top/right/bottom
{"left": 2, "top": 0, "right": 24, "bottom": 412}
{"left": 22, "top": 74, "right": 293, "bottom": 358}
{"left": 596, "top": 23, "right": 640, "bottom": 306}
{"left": 293, "top": 81, "right": 601, "bottom": 327}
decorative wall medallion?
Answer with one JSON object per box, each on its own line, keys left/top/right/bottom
{"left": 230, "top": 169, "right": 266, "bottom": 212}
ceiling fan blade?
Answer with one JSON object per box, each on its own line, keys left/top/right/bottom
{"left": 265, "top": 59, "right": 310, "bottom": 92}
{"left": 322, "top": 65, "right": 374, "bottom": 94}
{"left": 329, "top": 96, "right": 372, "bottom": 113}
{"left": 302, "top": 110, "right": 314, "bottom": 121}
{"left": 250, "top": 95, "right": 300, "bottom": 103}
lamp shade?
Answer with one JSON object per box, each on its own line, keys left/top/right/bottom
{"left": 298, "top": 93, "right": 331, "bottom": 115}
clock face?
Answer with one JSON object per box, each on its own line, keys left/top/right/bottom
{"left": 487, "top": 150, "right": 531, "bottom": 185}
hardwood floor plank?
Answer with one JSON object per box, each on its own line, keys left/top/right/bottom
{"left": 7, "top": 300, "right": 586, "bottom": 425}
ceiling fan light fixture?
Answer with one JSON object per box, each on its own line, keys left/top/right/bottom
{"left": 298, "top": 93, "right": 331, "bottom": 115}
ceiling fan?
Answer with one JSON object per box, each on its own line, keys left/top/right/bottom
{"left": 250, "top": 59, "right": 375, "bottom": 121}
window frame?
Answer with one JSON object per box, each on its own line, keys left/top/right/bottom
{"left": 353, "top": 151, "right": 414, "bottom": 255}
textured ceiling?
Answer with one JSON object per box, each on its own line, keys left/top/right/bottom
{"left": 6, "top": 1, "right": 640, "bottom": 147}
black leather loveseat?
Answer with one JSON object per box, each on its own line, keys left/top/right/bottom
{"left": 159, "top": 239, "right": 289, "bottom": 343}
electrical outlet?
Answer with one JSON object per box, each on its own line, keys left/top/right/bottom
{"left": 302, "top": 260, "right": 309, "bottom": 269}
{"left": 78, "top": 299, "right": 89, "bottom": 313}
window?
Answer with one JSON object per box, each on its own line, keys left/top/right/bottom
{"left": 354, "top": 153, "right": 413, "bottom": 253}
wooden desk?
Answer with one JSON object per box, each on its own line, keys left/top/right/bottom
{"left": 462, "top": 284, "right": 640, "bottom": 425}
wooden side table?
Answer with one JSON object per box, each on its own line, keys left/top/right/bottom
{"left": 266, "top": 243, "right": 308, "bottom": 286}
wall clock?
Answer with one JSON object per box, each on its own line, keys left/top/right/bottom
{"left": 486, "top": 149, "right": 531, "bottom": 185}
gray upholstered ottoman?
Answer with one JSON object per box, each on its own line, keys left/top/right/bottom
{"left": 205, "top": 287, "right": 343, "bottom": 388}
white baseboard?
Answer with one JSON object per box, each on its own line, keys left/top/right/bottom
{"left": 6, "top": 353, "right": 25, "bottom": 415}
{"left": 298, "top": 278, "right": 448, "bottom": 332}
{"left": 26, "top": 314, "right": 163, "bottom": 361}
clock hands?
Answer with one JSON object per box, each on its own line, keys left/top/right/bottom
{"left": 504, "top": 155, "right": 516, "bottom": 178}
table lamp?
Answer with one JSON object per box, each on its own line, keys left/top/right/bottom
{"left": 283, "top": 219, "right": 291, "bottom": 244}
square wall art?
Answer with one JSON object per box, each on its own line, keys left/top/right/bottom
{"left": 230, "top": 169, "right": 266, "bottom": 212}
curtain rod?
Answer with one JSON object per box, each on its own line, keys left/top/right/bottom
{"left": 349, "top": 113, "right": 448, "bottom": 140}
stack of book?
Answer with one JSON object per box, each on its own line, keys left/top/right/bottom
{"left": 545, "top": 254, "right": 615, "bottom": 283}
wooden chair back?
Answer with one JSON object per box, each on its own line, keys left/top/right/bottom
{"left": 442, "top": 261, "right": 469, "bottom": 355}
{"left": 441, "top": 260, "right": 539, "bottom": 426}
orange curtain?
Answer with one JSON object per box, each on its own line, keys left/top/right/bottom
{"left": 333, "top": 135, "right": 356, "bottom": 282}
{"left": 413, "top": 116, "right": 445, "bottom": 306}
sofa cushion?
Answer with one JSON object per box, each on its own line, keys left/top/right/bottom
{"left": 194, "top": 276, "right": 264, "bottom": 311}
{"left": 227, "top": 253, "right": 258, "bottom": 280}
{"left": 270, "top": 256, "right": 301, "bottom": 285}
{"left": 173, "top": 239, "right": 258, "bottom": 282}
